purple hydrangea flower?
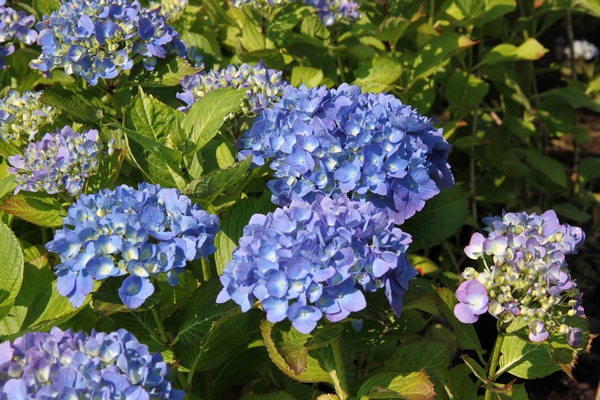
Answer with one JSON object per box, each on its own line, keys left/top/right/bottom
{"left": 29, "top": 0, "right": 187, "bottom": 85}
{"left": 458, "top": 210, "right": 586, "bottom": 346}
{"left": 0, "top": 328, "right": 184, "bottom": 399}
{"left": 0, "top": 89, "right": 57, "bottom": 142}
{"left": 8, "top": 126, "right": 113, "bottom": 196}
{"left": 46, "top": 183, "right": 220, "bottom": 308}
{"left": 238, "top": 83, "right": 454, "bottom": 224}
{"left": 303, "top": 0, "right": 361, "bottom": 26}
{"left": 177, "top": 61, "right": 287, "bottom": 115}
{"left": 216, "top": 194, "right": 417, "bottom": 334}
{"left": 0, "top": 6, "right": 37, "bottom": 69}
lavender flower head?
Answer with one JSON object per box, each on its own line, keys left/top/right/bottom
{"left": 303, "top": 0, "right": 361, "bottom": 26}
{"left": 8, "top": 126, "right": 113, "bottom": 197}
{"left": 456, "top": 210, "right": 586, "bottom": 346}
{"left": 217, "top": 194, "right": 417, "bottom": 334}
{"left": 177, "top": 61, "right": 287, "bottom": 115}
{"left": 0, "top": 6, "right": 37, "bottom": 69}
{"left": 46, "top": 183, "right": 220, "bottom": 309}
{"left": 0, "top": 89, "right": 57, "bottom": 142}
{"left": 238, "top": 83, "right": 454, "bottom": 224}
{"left": 29, "top": 0, "right": 187, "bottom": 85}
{"left": 0, "top": 327, "right": 184, "bottom": 399}
{"left": 565, "top": 40, "right": 598, "bottom": 60}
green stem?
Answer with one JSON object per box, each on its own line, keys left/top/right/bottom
{"left": 151, "top": 307, "right": 169, "bottom": 345}
{"left": 41, "top": 228, "right": 49, "bottom": 245}
{"left": 329, "top": 337, "right": 349, "bottom": 400}
{"left": 201, "top": 258, "right": 212, "bottom": 282}
{"left": 484, "top": 333, "right": 505, "bottom": 400}
{"left": 204, "top": 370, "right": 213, "bottom": 400}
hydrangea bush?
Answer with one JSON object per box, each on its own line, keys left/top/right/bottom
{"left": 0, "top": 90, "right": 57, "bottom": 142}
{"left": 217, "top": 194, "right": 416, "bottom": 333}
{"left": 0, "top": 328, "right": 184, "bottom": 399}
{"left": 46, "top": 183, "right": 220, "bottom": 308}
{"left": 238, "top": 83, "right": 454, "bottom": 224}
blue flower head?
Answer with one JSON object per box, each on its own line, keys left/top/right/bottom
{"left": 0, "top": 90, "right": 58, "bottom": 142}
{"left": 177, "top": 61, "right": 287, "bottom": 115}
{"left": 46, "top": 183, "right": 220, "bottom": 308}
{"left": 217, "top": 194, "right": 417, "bottom": 334}
{"left": 0, "top": 328, "right": 184, "bottom": 399}
{"left": 29, "top": 0, "right": 187, "bottom": 85}
{"left": 458, "top": 210, "right": 586, "bottom": 346}
{"left": 8, "top": 126, "right": 113, "bottom": 196}
{"left": 0, "top": 6, "right": 37, "bottom": 69}
{"left": 238, "top": 83, "right": 454, "bottom": 224}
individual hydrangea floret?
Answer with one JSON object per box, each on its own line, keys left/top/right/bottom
{"left": 238, "top": 83, "right": 454, "bottom": 224}
{"left": 8, "top": 126, "right": 112, "bottom": 196}
{"left": 303, "top": 0, "right": 361, "bottom": 26}
{"left": 0, "top": 6, "right": 37, "bottom": 69}
{"left": 0, "top": 89, "right": 57, "bottom": 142}
{"left": 150, "top": 0, "right": 188, "bottom": 19}
{"left": 177, "top": 61, "right": 287, "bottom": 115}
{"left": 217, "top": 194, "right": 417, "bottom": 334}
{"left": 186, "top": 45, "right": 204, "bottom": 69}
{"left": 0, "top": 327, "right": 184, "bottom": 400}
{"left": 46, "top": 183, "right": 220, "bottom": 308}
{"left": 30, "top": 0, "right": 187, "bottom": 85}
{"left": 565, "top": 40, "right": 598, "bottom": 60}
{"left": 455, "top": 210, "right": 586, "bottom": 347}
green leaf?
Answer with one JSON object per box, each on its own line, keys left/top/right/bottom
{"left": 242, "top": 393, "right": 296, "bottom": 400}
{"left": 497, "top": 335, "right": 559, "bottom": 379}
{"left": 182, "top": 88, "right": 246, "bottom": 152}
{"left": 184, "top": 157, "right": 253, "bottom": 210}
{"left": 0, "top": 139, "right": 21, "bottom": 159}
{"left": 523, "top": 148, "right": 568, "bottom": 188}
{"left": 216, "top": 142, "right": 236, "bottom": 169}
{"left": 541, "top": 86, "right": 600, "bottom": 113}
{"left": 214, "top": 196, "right": 277, "bottom": 275}
{"left": 460, "top": 355, "right": 488, "bottom": 382}
{"left": 375, "top": 17, "right": 410, "bottom": 44}
{"left": 125, "top": 91, "right": 178, "bottom": 145}
{"left": 0, "top": 192, "right": 67, "bottom": 228}
{"left": 434, "top": 287, "right": 482, "bottom": 351}
{"left": 401, "top": 188, "right": 469, "bottom": 250}
{"left": 383, "top": 339, "right": 452, "bottom": 372}
{"left": 433, "top": 365, "right": 478, "bottom": 400}
{"left": 41, "top": 86, "right": 103, "bottom": 123}
{"left": 499, "top": 384, "right": 529, "bottom": 400}
{"left": 353, "top": 56, "right": 402, "bottom": 93}
{"left": 0, "top": 220, "right": 24, "bottom": 321}
{"left": 444, "top": 71, "right": 490, "bottom": 117}
{"left": 357, "top": 371, "right": 436, "bottom": 399}
{"left": 291, "top": 66, "right": 324, "bottom": 88}
{"left": 480, "top": 38, "right": 549, "bottom": 66}
{"left": 402, "top": 78, "right": 435, "bottom": 115}
{"left": 130, "top": 57, "right": 200, "bottom": 87}
{"left": 553, "top": 203, "right": 590, "bottom": 223}
{"left": 34, "top": 0, "right": 61, "bottom": 18}
{"left": 85, "top": 149, "right": 126, "bottom": 194}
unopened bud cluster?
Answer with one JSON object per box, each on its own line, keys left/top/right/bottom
{"left": 0, "top": 90, "right": 57, "bottom": 142}
{"left": 177, "top": 61, "right": 286, "bottom": 115}
{"left": 456, "top": 210, "right": 586, "bottom": 347}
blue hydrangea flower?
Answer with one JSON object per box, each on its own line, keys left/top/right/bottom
{"left": 0, "top": 6, "right": 37, "bottom": 69}
{"left": 217, "top": 194, "right": 417, "bottom": 334}
{"left": 303, "top": 0, "right": 361, "bottom": 26}
{"left": 238, "top": 84, "right": 454, "bottom": 224}
{"left": 46, "top": 183, "right": 220, "bottom": 308}
{"left": 0, "top": 90, "right": 58, "bottom": 142}
{"left": 177, "top": 61, "right": 287, "bottom": 115}
{"left": 457, "top": 210, "right": 586, "bottom": 346}
{"left": 8, "top": 126, "right": 113, "bottom": 196}
{"left": 150, "top": 0, "right": 188, "bottom": 19}
{"left": 0, "top": 327, "right": 184, "bottom": 399}
{"left": 29, "top": 0, "right": 187, "bottom": 85}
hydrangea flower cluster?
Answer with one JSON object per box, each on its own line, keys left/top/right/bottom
{"left": 177, "top": 61, "right": 287, "bottom": 115}
{"left": 455, "top": 210, "right": 586, "bottom": 346}
{"left": 8, "top": 126, "right": 112, "bottom": 196}
{"left": 217, "top": 194, "right": 417, "bottom": 334}
{"left": 0, "top": 327, "right": 184, "bottom": 399}
{"left": 150, "top": 0, "right": 188, "bottom": 19}
{"left": 30, "top": 0, "right": 187, "bottom": 85}
{"left": 303, "top": 0, "right": 361, "bottom": 26}
{"left": 0, "top": 6, "right": 37, "bottom": 69}
{"left": 238, "top": 84, "right": 454, "bottom": 224}
{"left": 46, "top": 183, "right": 220, "bottom": 309}
{"left": 0, "top": 90, "right": 58, "bottom": 142}
{"left": 565, "top": 40, "right": 598, "bottom": 60}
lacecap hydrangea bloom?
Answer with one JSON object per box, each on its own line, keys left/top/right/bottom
{"left": 0, "top": 89, "right": 57, "bottom": 142}
{"left": 217, "top": 194, "right": 417, "bottom": 334}
{"left": 0, "top": 6, "right": 37, "bottom": 69}
{"left": 8, "top": 126, "right": 113, "bottom": 197}
{"left": 455, "top": 210, "right": 586, "bottom": 346}
{"left": 177, "top": 61, "right": 287, "bottom": 115}
{"left": 238, "top": 83, "right": 454, "bottom": 224}
{"left": 0, "top": 327, "right": 184, "bottom": 399}
{"left": 30, "top": 0, "right": 187, "bottom": 85}
{"left": 46, "top": 183, "right": 220, "bottom": 309}
{"left": 565, "top": 39, "right": 598, "bottom": 60}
